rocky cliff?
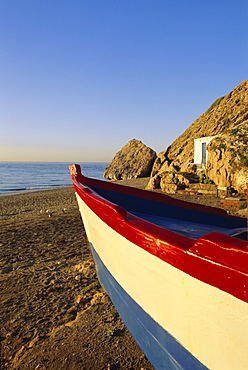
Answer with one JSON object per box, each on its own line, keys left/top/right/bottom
{"left": 206, "top": 125, "right": 247, "bottom": 192}
{"left": 104, "top": 139, "right": 157, "bottom": 180}
{"left": 152, "top": 80, "right": 248, "bottom": 172}
{"left": 151, "top": 80, "right": 248, "bottom": 193}
{"left": 105, "top": 80, "right": 247, "bottom": 193}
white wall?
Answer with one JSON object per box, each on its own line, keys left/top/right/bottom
{"left": 194, "top": 136, "right": 215, "bottom": 164}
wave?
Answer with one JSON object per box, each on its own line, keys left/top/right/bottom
{"left": 0, "top": 184, "right": 72, "bottom": 195}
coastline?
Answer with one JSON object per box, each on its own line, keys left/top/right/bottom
{"left": 1, "top": 182, "right": 246, "bottom": 369}
{"left": 0, "top": 185, "right": 72, "bottom": 197}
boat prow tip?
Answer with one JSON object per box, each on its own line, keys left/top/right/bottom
{"left": 69, "top": 164, "right": 82, "bottom": 177}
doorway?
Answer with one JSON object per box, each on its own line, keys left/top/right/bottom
{"left": 202, "top": 142, "right": 207, "bottom": 164}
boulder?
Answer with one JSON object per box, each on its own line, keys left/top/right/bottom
{"left": 159, "top": 172, "right": 191, "bottom": 193}
{"left": 160, "top": 183, "right": 179, "bottom": 194}
{"left": 206, "top": 143, "right": 232, "bottom": 188}
{"left": 206, "top": 128, "right": 248, "bottom": 193}
{"left": 160, "top": 177, "right": 186, "bottom": 193}
{"left": 151, "top": 148, "right": 171, "bottom": 176}
{"left": 159, "top": 172, "right": 198, "bottom": 186}
{"left": 161, "top": 173, "right": 176, "bottom": 184}
{"left": 232, "top": 169, "right": 248, "bottom": 195}
{"left": 104, "top": 139, "right": 157, "bottom": 181}
{"left": 145, "top": 175, "right": 161, "bottom": 190}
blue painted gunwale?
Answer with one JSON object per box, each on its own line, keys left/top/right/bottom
{"left": 90, "top": 243, "right": 208, "bottom": 370}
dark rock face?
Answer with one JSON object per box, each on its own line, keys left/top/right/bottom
{"left": 104, "top": 139, "right": 157, "bottom": 181}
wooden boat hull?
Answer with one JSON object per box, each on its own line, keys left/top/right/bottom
{"left": 69, "top": 164, "right": 248, "bottom": 370}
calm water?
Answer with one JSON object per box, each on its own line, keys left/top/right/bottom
{"left": 0, "top": 162, "right": 109, "bottom": 195}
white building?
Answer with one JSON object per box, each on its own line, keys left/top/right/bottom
{"left": 194, "top": 136, "right": 215, "bottom": 165}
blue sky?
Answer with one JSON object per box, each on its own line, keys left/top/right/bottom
{"left": 1, "top": 1, "right": 247, "bottom": 162}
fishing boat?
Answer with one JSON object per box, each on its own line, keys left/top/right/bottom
{"left": 69, "top": 164, "right": 248, "bottom": 370}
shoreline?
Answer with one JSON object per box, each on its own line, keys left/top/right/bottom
{"left": 1, "top": 186, "right": 77, "bottom": 225}
{"left": 1, "top": 179, "right": 245, "bottom": 223}
{"left": 0, "top": 185, "right": 73, "bottom": 197}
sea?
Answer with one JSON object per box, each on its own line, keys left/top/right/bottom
{"left": 0, "top": 162, "right": 109, "bottom": 196}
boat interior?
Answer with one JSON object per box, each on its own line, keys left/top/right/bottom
{"left": 131, "top": 211, "right": 247, "bottom": 240}
{"left": 89, "top": 184, "right": 247, "bottom": 241}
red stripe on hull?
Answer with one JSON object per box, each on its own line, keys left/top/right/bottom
{"left": 69, "top": 164, "right": 248, "bottom": 304}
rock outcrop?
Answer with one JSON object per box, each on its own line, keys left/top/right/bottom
{"left": 104, "top": 139, "right": 157, "bottom": 181}
{"left": 206, "top": 125, "right": 248, "bottom": 194}
{"left": 151, "top": 80, "right": 248, "bottom": 192}
{"left": 104, "top": 81, "right": 247, "bottom": 194}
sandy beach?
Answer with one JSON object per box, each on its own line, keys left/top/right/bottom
{"left": 0, "top": 182, "right": 246, "bottom": 369}
{"left": 1, "top": 186, "right": 156, "bottom": 370}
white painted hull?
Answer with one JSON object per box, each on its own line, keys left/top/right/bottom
{"left": 76, "top": 193, "right": 248, "bottom": 370}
